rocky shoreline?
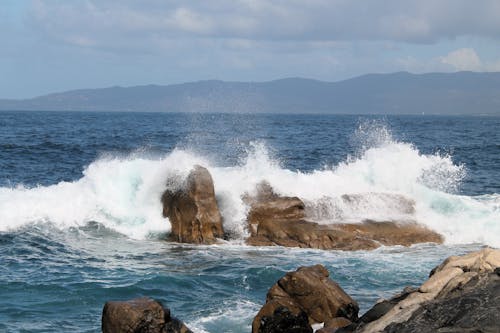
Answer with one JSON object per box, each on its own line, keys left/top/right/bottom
{"left": 101, "top": 166, "right": 499, "bottom": 332}
{"left": 102, "top": 247, "right": 500, "bottom": 332}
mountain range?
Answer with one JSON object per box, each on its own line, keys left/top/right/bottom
{"left": 1, "top": 71, "right": 500, "bottom": 114}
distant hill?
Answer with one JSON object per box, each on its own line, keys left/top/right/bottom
{"left": 1, "top": 71, "right": 500, "bottom": 114}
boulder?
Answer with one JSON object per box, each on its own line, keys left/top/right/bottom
{"left": 245, "top": 184, "right": 442, "bottom": 250}
{"left": 102, "top": 297, "right": 192, "bottom": 333}
{"left": 338, "top": 247, "right": 500, "bottom": 333}
{"left": 245, "top": 181, "right": 306, "bottom": 237}
{"left": 321, "top": 317, "right": 353, "bottom": 332}
{"left": 162, "top": 165, "right": 224, "bottom": 244}
{"left": 253, "top": 265, "right": 358, "bottom": 333}
{"left": 257, "top": 306, "right": 312, "bottom": 333}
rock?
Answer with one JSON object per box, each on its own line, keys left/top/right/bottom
{"left": 253, "top": 265, "right": 358, "bottom": 333}
{"left": 162, "top": 165, "right": 224, "bottom": 244}
{"left": 334, "top": 221, "right": 443, "bottom": 248}
{"left": 316, "top": 317, "right": 353, "bottom": 333}
{"left": 102, "top": 297, "right": 192, "bottom": 333}
{"left": 341, "top": 193, "right": 416, "bottom": 215}
{"left": 245, "top": 181, "right": 306, "bottom": 237}
{"left": 245, "top": 184, "right": 442, "bottom": 250}
{"left": 247, "top": 216, "right": 442, "bottom": 251}
{"left": 339, "top": 247, "right": 500, "bottom": 333}
{"left": 257, "top": 306, "right": 312, "bottom": 333}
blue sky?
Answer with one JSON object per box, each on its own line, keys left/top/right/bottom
{"left": 1, "top": 0, "right": 500, "bottom": 98}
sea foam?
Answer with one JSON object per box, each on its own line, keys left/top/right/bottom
{"left": 0, "top": 124, "right": 499, "bottom": 247}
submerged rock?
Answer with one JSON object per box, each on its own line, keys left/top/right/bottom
{"left": 253, "top": 264, "right": 358, "bottom": 333}
{"left": 339, "top": 247, "right": 500, "bottom": 333}
{"left": 161, "top": 165, "right": 224, "bottom": 244}
{"left": 102, "top": 297, "right": 192, "bottom": 333}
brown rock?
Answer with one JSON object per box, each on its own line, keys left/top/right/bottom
{"left": 253, "top": 265, "right": 358, "bottom": 333}
{"left": 245, "top": 181, "right": 305, "bottom": 237}
{"left": 102, "top": 297, "right": 192, "bottom": 333}
{"left": 247, "top": 217, "right": 442, "bottom": 251}
{"left": 245, "top": 184, "right": 442, "bottom": 250}
{"left": 162, "top": 165, "right": 224, "bottom": 244}
{"left": 324, "top": 317, "right": 352, "bottom": 330}
{"left": 334, "top": 221, "right": 443, "bottom": 247}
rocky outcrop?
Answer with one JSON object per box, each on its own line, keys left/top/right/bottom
{"left": 253, "top": 264, "right": 358, "bottom": 333}
{"left": 257, "top": 307, "right": 312, "bottom": 333}
{"left": 162, "top": 165, "right": 224, "bottom": 244}
{"left": 245, "top": 183, "right": 442, "bottom": 250}
{"left": 338, "top": 247, "right": 500, "bottom": 333}
{"left": 102, "top": 297, "right": 192, "bottom": 333}
{"left": 159, "top": 168, "right": 441, "bottom": 249}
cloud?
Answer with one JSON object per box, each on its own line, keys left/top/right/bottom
{"left": 3, "top": 1, "right": 500, "bottom": 98}
{"left": 397, "top": 47, "right": 500, "bottom": 73}
{"left": 439, "top": 48, "right": 481, "bottom": 71}
{"left": 27, "top": 0, "right": 500, "bottom": 51}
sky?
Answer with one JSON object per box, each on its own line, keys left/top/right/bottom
{"left": 1, "top": 1, "right": 500, "bottom": 99}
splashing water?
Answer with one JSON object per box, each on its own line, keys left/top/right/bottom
{"left": 0, "top": 122, "right": 498, "bottom": 247}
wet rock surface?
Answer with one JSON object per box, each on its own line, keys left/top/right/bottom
{"left": 162, "top": 165, "right": 224, "bottom": 244}
{"left": 253, "top": 264, "right": 358, "bottom": 333}
{"left": 102, "top": 297, "right": 192, "bottom": 333}
{"left": 257, "top": 306, "right": 312, "bottom": 333}
{"left": 245, "top": 183, "right": 442, "bottom": 250}
{"left": 338, "top": 247, "right": 500, "bottom": 333}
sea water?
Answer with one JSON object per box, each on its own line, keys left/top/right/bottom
{"left": 0, "top": 111, "right": 499, "bottom": 332}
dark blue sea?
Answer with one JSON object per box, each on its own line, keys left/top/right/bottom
{"left": 0, "top": 111, "right": 499, "bottom": 332}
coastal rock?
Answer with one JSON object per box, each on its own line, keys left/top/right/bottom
{"left": 102, "top": 297, "right": 192, "bottom": 333}
{"left": 245, "top": 181, "right": 306, "bottom": 237}
{"left": 257, "top": 306, "right": 312, "bottom": 333}
{"left": 248, "top": 217, "right": 443, "bottom": 250}
{"left": 316, "top": 317, "right": 353, "bottom": 333}
{"left": 253, "top": 265, "right": 358, "bottom": 333}
{"left": 161, "top": 165, "right": 224, "bottom": 244}
{"left": 245, "top": 184, "right": 442, "bottom": 250}
{"left": 338, "top": 247, "right": 500, "bottom": 333}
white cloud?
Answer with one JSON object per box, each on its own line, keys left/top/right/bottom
{"left": 397, "top": 47, "right": 500, "bottom": 73}
{"left": 27, "top": 0, "right": 500, "bottom": 49}
{"left": 439, "top": 48, "right": 482, "bottom": 71}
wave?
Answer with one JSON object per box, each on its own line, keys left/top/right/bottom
{"left": 0, "top": 123, "right": 499, "bottom": 247}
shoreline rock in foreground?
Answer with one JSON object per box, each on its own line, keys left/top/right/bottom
{"left": 102, "top": 297, "right": 192, "bottom": 333}
{"left": 253, "top": 264, "right": 358, "bottom": 333}
{"left": 340, "top": 247, "right": 500, "bottom": 332}
{"left": 162, "top": 165, "right": 224, "bottom": 244}
{"left": 254, "top": 248, "right": 500, "bottom": 333}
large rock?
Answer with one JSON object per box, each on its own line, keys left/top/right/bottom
{"left": 102, "top": 297, "right": 192, "bottom": 333}
{"left": 253, "top": 264, "right": 358, "bottom": 333}
{"left": 245, "top": 183, "right": 442, "bottom": 250}
{"left": 339, "top": 247, "right": 500, "bottom": 333}
{"left": 162, "top": 165, "right": 224, "bottom": 244}
{"left": 257, "top": 306, "right": 312, "bottom": 333}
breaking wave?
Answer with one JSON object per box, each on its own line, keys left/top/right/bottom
{"left": 0, "top": 123, "right": 499, "bottom": 247}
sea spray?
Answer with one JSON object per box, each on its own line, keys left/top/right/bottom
{"left": 0, "top": 124, "right": 498, "bottom": 246}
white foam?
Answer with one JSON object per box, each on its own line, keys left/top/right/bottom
{"left": 0, "top": 149, "right": 209, "bottom": 239}
{"left": 1, "top": 125, "right": 499, "bottom": 247}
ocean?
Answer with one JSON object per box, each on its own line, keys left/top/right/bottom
{"left": 0, "top": 111, "right": 499, "bottom": 332}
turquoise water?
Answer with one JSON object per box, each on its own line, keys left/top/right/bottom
{"left": 0, "top": 112, "right": 498, "bottom": 332}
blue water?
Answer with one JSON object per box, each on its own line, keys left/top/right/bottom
{"left": 0, "top": 111, "right": 499, "bottom": 332}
